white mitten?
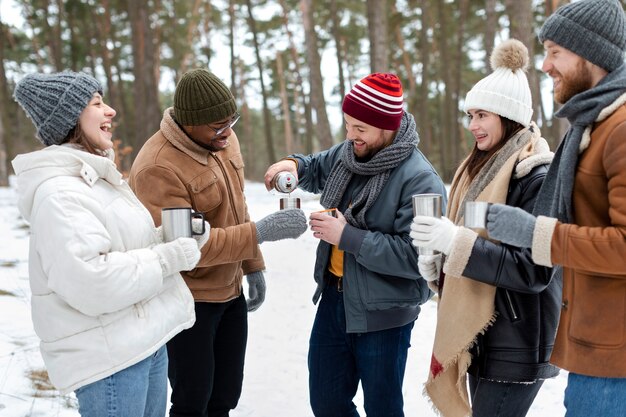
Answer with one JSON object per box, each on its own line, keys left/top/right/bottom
{"left": 418, "top": 253, "right": 442, "bottom": 282}
{"left": 152, "top": 237, "right": 201, "bottom": 276}
{"left": 192, "top": 219, "right": 211, "bottom": 249}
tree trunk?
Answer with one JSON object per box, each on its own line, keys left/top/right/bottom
{"left": 484, "top": 0, "right": 498, "bottom": 71}
{"left": 415, "top": 0, "right": 433, "bottom": 161}
{"left": 301, "top": 0, "right": 333, "bottom": 150}
{"left": 178, "top": 0, "right": 202, "bottom": 76}
{"left": 392, "top": 2, "right": 416, "bottom": 99}
{"left": 279, "top": 0, "right": 306, "bottom": 152}
{"left": 41, "top": 0, "right": 63, "bottom": 71}
{"left": 245, "top": 0, "right": 276, "bottom": 164}
{"left": 452, "top": 0, "right": 470, "bottom": 162}
{"left": 0, "top": 17, "right": 11, "bottom": 184}
{"left": 367, "top": 0, "right": 389, "bottom": 72}
{"left": 276, "top": 52, "right": 294, "bottom": 155}
{"left": 437, "top": 0, "right": 453, "bottom": 181}
{"left": 330, "top": 0, "right": 346, "bottom": 100}
{"left": 229, "top": 0, "right": 237, "bottom": 98}
{"left": 127, "top": 0, "right": 161, "bottom": 155}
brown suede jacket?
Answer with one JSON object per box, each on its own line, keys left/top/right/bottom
{"left": 128, "top": 108, "right": 265, "bottom": 302}
{"left": 533, "top": 96, "right": 626, "bottom": 377}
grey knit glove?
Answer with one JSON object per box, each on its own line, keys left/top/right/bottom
{"left": 486, "top": 203, "right": 536, "bottom": 248}
{"left": 255, "top": 209, "right": 307, "bottom": 244}
{"left": 152, "top": 237, "right": 201, "bottom": 276}
{"left": 246, "top": 271, "right": 266, "bottom": 312}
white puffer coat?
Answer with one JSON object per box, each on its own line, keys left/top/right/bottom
{"left": 11, "top": 145, "right": 195, "bottom": 394}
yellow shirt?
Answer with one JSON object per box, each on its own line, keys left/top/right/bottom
{"left": 328, "top": 245, "right": 344, "bottom": 277}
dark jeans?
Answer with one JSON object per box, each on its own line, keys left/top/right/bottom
{"left": 469, "top": 374, "right": 544, "bottom": 417}
{"left": 167, "top": 294, "right": 248, "bottom": 417}
{"left": 308, "top": 280, "right": 413, "bottom": 417}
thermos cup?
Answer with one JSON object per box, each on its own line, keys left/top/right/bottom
{"left": 412, "top": 193, "right": 443, "bottom": 255}
{"left": 464, "top": 201, "right": 491, "bottom": 229}
{"left": 161, "top": 207, "right": 205, "bottom": 242}
{"left": 279, "top": 197, "right": 301, "bottom": 210}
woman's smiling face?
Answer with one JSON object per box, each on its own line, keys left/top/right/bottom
{"left": 466, "top": 109, "right": 503, "bottom": 152}
{"left": 78, "top": 93, "right": 116, "bottom": 150}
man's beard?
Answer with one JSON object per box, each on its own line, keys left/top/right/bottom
{"left": 555, "top": 61, "right": 594, "bottom": 104}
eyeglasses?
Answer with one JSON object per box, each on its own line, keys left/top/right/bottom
{"left": 208, "top": 112, "right": 240, "bottom": 137}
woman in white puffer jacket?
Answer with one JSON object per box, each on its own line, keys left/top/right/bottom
{"left": 11, "top": 71, "right": 206, "bottom": 417}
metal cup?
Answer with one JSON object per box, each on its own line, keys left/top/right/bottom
{"left": 412, "top": 193, "right": 443, "bottom": 255}
{"left": 464, "top": 201, "right": 491, "bottom": 229}
{"left": 279, "top": 197, "right": 301, "bottom": 210}
{"left": 161, "top": 207, "right": 205, "bottom": 242}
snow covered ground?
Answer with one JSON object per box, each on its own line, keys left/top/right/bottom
{"left": 0, "top": 179, "right": 567, "bottom": 416}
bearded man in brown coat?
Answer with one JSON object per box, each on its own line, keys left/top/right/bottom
{"left": 485, "top": 1, "right": 626, "bottom": 416}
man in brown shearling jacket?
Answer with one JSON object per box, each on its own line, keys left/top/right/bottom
{"left": 485, "top": 1, "right": 626, "bottom": 416}
{"left": 129, "top": 69, "right": 306, "bottom": 417}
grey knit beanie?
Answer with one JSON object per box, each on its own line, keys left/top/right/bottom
{"left": 173, "top": 69, "right": 237, "bottom": 126}
{"left": 13, "top": 71, "right": 103, "bottom": 146}
{"left": 539, "top": 0, "right": 626, "bottom": 72}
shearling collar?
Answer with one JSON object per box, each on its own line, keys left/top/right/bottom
{"left": 159, "top": 107, "right": 211, "bottom": 165}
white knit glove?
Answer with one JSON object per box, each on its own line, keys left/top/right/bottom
{"left": 418, "top": 253, "right": 442, "bottom": 282}
{"left": 410, "top": 216, "right": 459, "bottom": 256}
{"left": 152, "top": 237, "right": 201, "bottom": 277}
{"left": 192, "top": 219, "right": 211, "bottom": 249}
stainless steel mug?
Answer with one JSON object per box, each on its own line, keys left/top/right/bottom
{"left": 279, "top": 197, "right": 301, "bottom": 210}
{"left": 161, "top": 207, "right": 205, "bottom": 242}
{"left": 412, "top": 193, "right": 443, "bottom": 255}
{"left": 464, "top": 201, "right": 491, "bottom": 229}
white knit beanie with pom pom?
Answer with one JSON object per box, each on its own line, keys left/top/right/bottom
{"left": 463, "top": 39, "right": 533, "bottom": 127}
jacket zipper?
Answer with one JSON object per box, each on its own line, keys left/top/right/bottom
{"left": 504, "top": 289, "right": 519, "bottom": 321}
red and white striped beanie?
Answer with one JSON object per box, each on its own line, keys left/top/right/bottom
{"left": 341, "top": 73, "right": 404, "bottom": 130}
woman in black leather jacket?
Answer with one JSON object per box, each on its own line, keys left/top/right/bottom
{"left": 410, "top": 39, "right": 560, "bottom": 417}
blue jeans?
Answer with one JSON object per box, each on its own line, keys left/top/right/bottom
{"left": 564, "top": 372, "right": 626, "bottom": 417}
{"left": 75, "top": 345, "right": 168, "bottom": 417}
{"left": 468, "top": 374, "right": 543, "bottom": 417}
{"left": 308, "top": 281, "right": 413, "bottom": 417}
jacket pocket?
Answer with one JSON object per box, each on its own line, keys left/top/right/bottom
{"left": 360, "top": 271, "right": 422, "bottom": 309}
{"left": 188, "top": 171, "right": 222, "bottom": 213}
{"left": 568, "top": 273, "right": 625, "bottom": 348}
{"left": 229, "top": 154, "right": 245, "bottom": 192}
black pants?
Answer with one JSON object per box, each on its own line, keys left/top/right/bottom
{"left": 167, "top": 293, "right": 248, "bottom": 417}
{"left": 469, "top": 374, "right": 544, "bottom": 417}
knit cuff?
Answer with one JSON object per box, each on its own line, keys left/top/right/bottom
{"left": 531, "top": 216, "right": 557, "bottom": 267}
{"left": 442, "top": 227, "right": 478, "bottom": 278}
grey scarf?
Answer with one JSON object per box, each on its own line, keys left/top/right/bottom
{"left": 534, "top": 64, "right": 626, "bottom": 221}
{"left": 320, "top": 111, "right": 418, "bottom": 228}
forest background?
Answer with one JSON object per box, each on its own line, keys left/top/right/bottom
{"left": 1, "top": 0, "right": 622, "bottom": 186}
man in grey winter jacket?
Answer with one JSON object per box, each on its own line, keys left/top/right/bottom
{"left": 264, "top": 72, "right": 446, "bottom": 417}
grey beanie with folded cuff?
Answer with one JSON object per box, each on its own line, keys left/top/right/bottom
{"left": 539, "top": 0, "right": 626, "bottom": 73}
{"left": 13, "top": 71, "right": 103, "bottom": 146}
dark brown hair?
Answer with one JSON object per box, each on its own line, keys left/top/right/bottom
{"left": 63, "top": 122, "right": 105, "bottom": 156}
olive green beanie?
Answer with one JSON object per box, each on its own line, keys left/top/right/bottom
{"left": 173, "top": 69, "right": 237, "bottom": 126}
